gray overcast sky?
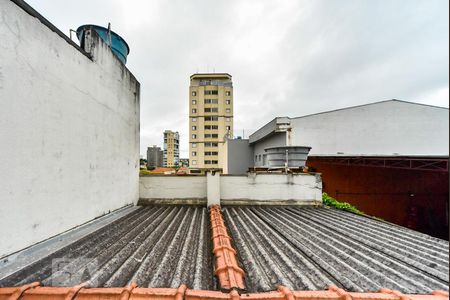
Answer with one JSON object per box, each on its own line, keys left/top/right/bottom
{"left": 27, "top": 0, "right": 449, "bottom": 158}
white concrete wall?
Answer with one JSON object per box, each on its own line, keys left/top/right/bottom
{"left": 139, "top": 176, "right": 207, "bottom": 200}
{"left": 220, "top": 174, "right": 322, "bottom": 204}
{"left": 0, "top": 2, "right": 140, "bottom": 257}
{"left": 139, "top": 173, "right": 322, "bottom": 205}
{"left": 290, "top": 100, "right": 449, "bottom": 156}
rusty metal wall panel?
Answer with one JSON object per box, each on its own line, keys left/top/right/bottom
{"left": 306, "top": 158, "right": 449, "bottom": 239}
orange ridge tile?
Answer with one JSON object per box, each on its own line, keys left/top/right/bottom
{"left": 0, "top": 283, "right": 448, "bottom": 300}
{"left": 209, "top": 205, "right": 246, "bottom": 291}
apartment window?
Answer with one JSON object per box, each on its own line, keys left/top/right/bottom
{"left": 204, "top": 125, "right": 218, "bottom": 130}
{"left": 192, "top": 100, "right": 197, "bottom": 105}
{"left": 205, "top": 142, "right": 218, "bottom": 147}
{"left": 225, "top": 91, "right": 231, "bottom": 96}
{"left": 255, "top": 155, "right": 257, "bottom": 162}
{"left": 192, "top": 143, "right": 197, "bottom": 148}
{"left": 192, "top": 126, "right": 197, "bottom": 131}
{"left": 192, "top": 91, "right": 197, "bottom": 96}
{"left": 204, "top": 134, "right": 218, "bottom": 138}
{"left": 192, "top": 134, "right": 197, "bottom": 139}
{"left": 205, "top": 107, "right": 218, "bottom": 113}
{"left": 192, "top": 160, "right": 197, "bottom": 165}
{"left": 205, "top": 151, "right": 218, "bottom": 156}
{"left": 226, "top": 126, "right": 231, "bottom": 131}
{"left": 192, "top": 108, "right": 197, "bottom": 113}
{"left": 205, "top": 116, "right": 219, "bottom": 121}
{"left": 204, "top": 90, "right": 218, "bottom": 95}
{"left": 192, "top": 151, "right": 197, "bottom": 156}
{"left": 192, "top": 117, "right": 197, "bottom": 122}
{"left": 226, "top": 118, "right": 231, "bottom": 122}
{"left": 226, "top": 100, "right": 231, "bottom": 105}
{"left": 204, "top": 160, "right": 218, "bottom": 164}
{"left": 226, "top": 108, "right": 231, "bottom": 113}
{"left": 204, "top": 99, "right": 219, "bottom": 104}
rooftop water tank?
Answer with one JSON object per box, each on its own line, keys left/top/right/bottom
{"left": 264, "top": 146, "right": 311, "bottom": 168}
{"left": 76, "top": 24, "right": 130, "bottom": 64}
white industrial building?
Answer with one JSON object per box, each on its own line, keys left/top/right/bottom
{"left": 290, "top": 100, "right": 449, "bottom": 156}
{"left": 225, "top": 100, "right": 449, "bottom": 174}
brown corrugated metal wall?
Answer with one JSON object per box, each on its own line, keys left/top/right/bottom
{"left": 307, "top": 157, "right": 449, "bottom": 240}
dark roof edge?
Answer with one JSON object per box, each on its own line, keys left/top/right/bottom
{"left": 248, "top": 117, "right": 290, "bottom": 144}
{"left": 10, "top": 0, "right": 90, "bottom": 59}
{"left": 292, "top": 99, "right": 449, "bottom": 120}
{"left": 190, "top": 73, "right": 232, "bottom": 79}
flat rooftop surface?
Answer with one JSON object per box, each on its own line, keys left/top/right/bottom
{"left": 223, "top": 206, "right": 449, "bottom": 293}
{"left": 0, "top": 206, "right": 215, "bottom": 290}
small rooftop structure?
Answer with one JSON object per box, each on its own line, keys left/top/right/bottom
{"left": 76, "top": 24, "right": 130, "bottom": 64}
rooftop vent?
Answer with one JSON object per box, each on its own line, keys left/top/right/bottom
{"left": 76, "top": 24, "right": 130, "bottom": 64}
{"left": 264, "top": 146, "right": 311, "bottom": 168}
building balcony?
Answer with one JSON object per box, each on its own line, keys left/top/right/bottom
{"left": 191, "top": 80, "right": 233, "bottom": 87}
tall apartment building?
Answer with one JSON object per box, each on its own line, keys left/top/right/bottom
{"left": 147, "top": 146, "right": 163, "bottom": 169}
{"left": 163, "top": 130, "right": 180, "bottom": 167}
{"left": 189, "top": 73, "right": 233, "bottom": 172}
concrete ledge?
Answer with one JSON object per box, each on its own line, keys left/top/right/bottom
{"left": 137, "top": 198, "right": 207, "bottom": 206}
{"left": 221, "top": 199, "right": 322, "bottom": 206}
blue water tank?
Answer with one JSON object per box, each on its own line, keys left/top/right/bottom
{"left": 76, "top": 24, "right": 130, "bottom": 64}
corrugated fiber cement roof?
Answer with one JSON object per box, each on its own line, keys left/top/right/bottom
{"left": 0, "top": 205, "right": 448, "bottom": 294}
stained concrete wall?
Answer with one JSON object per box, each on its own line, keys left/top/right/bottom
{"left": 0, "top": 1, "right": 140, "bottom": 257}
{"left": 291, "top": 100, "right": 449, "bottom": 156}
{"left": 138, "top": 173, "right": 322, "bottom": 205}
{"left": 220, "top": 174, "right": 322, "bottom": 205}
{"left": 139, "top": 176, "right": 207, "bottom": 204}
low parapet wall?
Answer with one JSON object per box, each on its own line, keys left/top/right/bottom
{"left": 220, "top": 173, "right": 322, "bottom": 205}
{"left": 139, "top": 175, "right": 207, "bottom": 205}
{"left": 139, "top": 173, "right": 322, "bottom": 206}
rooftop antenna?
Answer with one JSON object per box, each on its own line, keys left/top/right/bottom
{"left": 107, "top": 22, "right": 112, "bottom": 47}
{"left": 69, "top": 29, "right": 77, "bottom": 41}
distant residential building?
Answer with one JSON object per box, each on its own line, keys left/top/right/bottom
{"left": 179, "top": 158, "right": 189, "bottom": 167}
{"left": 147, "top": 146, "right": 163, "bottom": 169}
{"left": 189, "top": 73, "right": 233, "bottom": 173}
{"left": 164, "top": 130, "right": 180, "bottom": 167}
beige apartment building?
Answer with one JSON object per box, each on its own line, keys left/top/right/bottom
{"left": 189, "top": 73, "right": 233, "bottom": 172}
{"left": 163, "top": 130, "right": 180, "bottom": 167}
